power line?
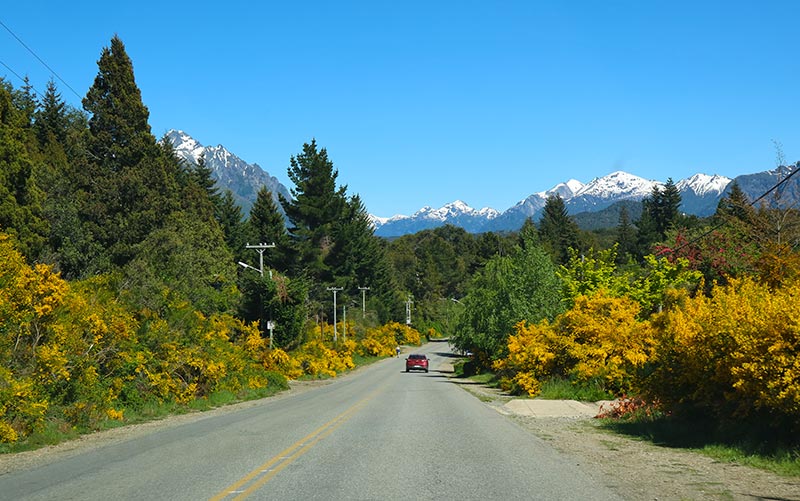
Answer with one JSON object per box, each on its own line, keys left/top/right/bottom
{"left": 0, "top": 18, "right": 82, "bottom": 100}
{"left": 0, "top": 58, "right": 43, "bottom": 97}
{"left": 662, "top": 163, "right": 800, "bottom": 257}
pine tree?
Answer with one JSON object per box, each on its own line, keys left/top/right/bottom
{"left": 187, "top": 154, "right": 220, "bottom": 204}
{"left": 34, "top": 80, "right": 68, "bottom": 146}
{"left": 279, "top": 139, "right": 346, "bottom": 280}
{"left": 326, "top": 194, "right": 395, "bottom": 314}
{"left": 635, "top": 181, "right": 683, "bottom": 258}
{"left": 13, "top": 76, "right": 36, "bottom": 128}
{"left": 83, "top": 36, "right": 157, "bottom": 168}
{"left": 248, "top": 187, "right": 291, "bottom": 271}
{"left": 0, "top": 82, "right": 48, "bottom": 259}
{"left": 216, "top": 190, "right": 248, "bottom": 261}
{"left": 615, "top": 205, "right": 637, "bottom": 263}
{"left": 79, "top": 36, "right": 180, "bottom": 268}
{"left": 657, "top": 178, "right": 682, "bottom": 236}
{"left": 537, "top": 194, "right": 580, "bottom": 265}
{"left": 715, "top": 180, "right": 753, "bottom": 223}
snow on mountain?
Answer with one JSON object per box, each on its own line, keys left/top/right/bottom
{"left": 732, "top": 162, "right": 800, "bottom": 211}
{"left": 547, "top": 179, "right": 584, "bottom": 199}
{"left": 169, "top": 130, "right": 205, "bottom": 160}
{"left": 675, "top": 173, "right": 732, "bottom": 216}
{"left": 676, "top": 174, "right": 731, "bottom": 197}
{"left": 166, "top": 129, "right": 793, "bottom": 237}
{"left": 166, "top": 129, "right": 291, "bottom": 215}
{"left": 373, "top": 200, "right": 500, "bottom": 237}
{"left": 576, "top": 171, "right": 656, "bottom": 197}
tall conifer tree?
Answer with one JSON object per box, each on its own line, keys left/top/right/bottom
{"left": 249, "top": 187, "right": 291, "bottom": 271}
{"left": 80, "top": 36, "right": 180, "bottom": 268}
{"left": 537, "top": 194, "right": 580, "bottom": 265}
{"left": 279, "top": 139, "right": 346, "bottom": 280}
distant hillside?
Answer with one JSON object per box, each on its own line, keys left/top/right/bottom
{"left": 572, "top": 200, "right": 644, "bottom": 231}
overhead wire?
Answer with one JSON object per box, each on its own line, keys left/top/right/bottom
{"left": 0, "top": 58, "right": 43, "bottom": 97}
{"left": 660, "top": 163, "right": 800, "bottom": 257}
{"left": 0, "top": 18, "right": 83, "bottom": 100}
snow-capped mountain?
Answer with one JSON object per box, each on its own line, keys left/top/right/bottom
{"left": 373, "top": 171, "right": 735, "bottom": 236}
{"left": 166, "top": 130, "right": 291, "bottom": 215}
{"left": 483, "top": 179, "right": 585, "bottom": 232}
{"left": 566, "top": 171, "right": 659, "bottom": 213}
{"left": 372, "top": 201, "right": 499, "bottom": 236}
{"left": 676, "top": 174, "right": 732, "bottom": 216}
{"left": 163, "top": 129, "right": 798, "bottom": 238}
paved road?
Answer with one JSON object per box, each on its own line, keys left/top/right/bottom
{"left": 0, "top": 341, "right": 621, "bottom": 500}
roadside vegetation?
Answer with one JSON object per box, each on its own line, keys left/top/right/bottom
{"left": 1, "top": 35, "right": 799, "bottom": 477}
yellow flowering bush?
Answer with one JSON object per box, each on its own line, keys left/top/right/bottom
{"left": 646, "top": 278, "right": 800, "bottom": 425}
{"left": 294, "top": 339, "right": 356, "bottom": 378}
{"left": 494, "top": 320, "right": 559, "bottom": 396}
{"left": 0, "top": 366, "right": 48, "bottom": 443}
{"left": 496, "top": 292, "right": 651, "bottom": 397}
{"left": 558, "top": 292, "right": 652, "bottom": 394}
{"left": 358, "top": 322, "right": 421, "bottom": 357}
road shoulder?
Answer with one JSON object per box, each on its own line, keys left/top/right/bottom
{"left": 452, "top": 377, "right": 800, "bottom": 500}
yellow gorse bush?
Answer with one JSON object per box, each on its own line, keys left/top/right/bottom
{"left": 496, "top": 292, "right": 651, "bottom": 397}
{"left": 646, "top": 277, "right": 800, "bottom": 423}
{"left": 557, "top": 292, "right": 652, "bottom": 394}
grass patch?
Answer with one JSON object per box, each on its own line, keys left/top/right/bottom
{"left": 537, "top": 377, "right": 614, "bottom": 401}
{"left": 468, "top": 372, "right": 497, "bottom": 385}
{"left": 351, "top": 353, "right": 383, "bottom": 367}
{"left": 599, "top": 414, "right": 800, "bottom": 477}
{"left": 452, "top": 359, "right": 501, "bottom": 388}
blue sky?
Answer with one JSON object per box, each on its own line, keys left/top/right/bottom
{"left": 2, "top": 1, "right": 798, "bottom": 217}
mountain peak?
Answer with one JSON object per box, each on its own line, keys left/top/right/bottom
{"left": 165, "top": 129, "right": 290, "bottom": 215}
{"left": 676, "top": 173, "right": 731, "bottom": 196}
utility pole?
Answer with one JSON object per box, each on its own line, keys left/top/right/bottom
{"left": 405, "top": 294, "right": 413, "bottom": 325}
{"left": 238, "top": 242, "right": 276, "bottom": 346}
{"left": 327, "top": 287, "right": 343, "bottom": 342}
{"left": 238, "top": 242, "right": 276, "bottom": 277}
{"left": 358, "top": 286, "right": 370, "bottom": 318}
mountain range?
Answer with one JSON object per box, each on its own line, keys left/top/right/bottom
{"left": 166, "top": 130, "right": 291, "bottom": 216}
{"left": 166, "top": 129, "right": 799, "bottom": 238}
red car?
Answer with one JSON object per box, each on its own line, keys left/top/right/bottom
{"left": 405, "top": 354, "right": 429, "bottom": 373}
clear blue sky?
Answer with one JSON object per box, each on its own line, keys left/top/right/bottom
{"left": 2, "top": 1, "right": 798, "bottom": 217}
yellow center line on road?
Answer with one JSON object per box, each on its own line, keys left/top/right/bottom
{"left": 209, "top": 383, "right": 386, "bottom": 501}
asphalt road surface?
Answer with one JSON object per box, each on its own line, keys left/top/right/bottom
{"left": 0, "top": 341, "right": 622, "bottom": 500}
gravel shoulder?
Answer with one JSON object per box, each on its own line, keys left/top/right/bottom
{"left": 453, "top": 379, "right": 800, "bottom": 501}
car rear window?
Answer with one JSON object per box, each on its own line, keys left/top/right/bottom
{"left": 409, "top": 354, "right": 425, "bottom": 359}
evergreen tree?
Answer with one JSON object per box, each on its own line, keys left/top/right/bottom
{"left": 635, "top": 181, "right": 683, "bottom": 259}
{"left": 537, "top": 194, "right": 580, "bottom": 265}
{"left": 656, "top": 178, "right": 682, "bottom": 236}
{"left": 34, "top": 80, "right": 68, "bottom": 146}
{"left": 217, "top": 190, "right": 248, "bottom": 261}
{"left": 186, "top": 154, "right": 220, "bottom": 205}
{"left": 13, "top": 76, "right": 36, "bottom": 128}
{"left": 0, "top": 83, "right": 48, "bottom": 259}
{"left": 615, "top": 205, "right": 637, "bottom": 264}
{"left": 79, "top": 36, "right": 180, "bottom": 268}
{"left": 279, "top": 139, "right": 346, "bottom": 281}
{"left": 715, "top": 180, "right": 753, "bottom": 223}
{"left": 327, "top": 194, "right": 395, "bottom": 315}
{"left": 248, "top": 187, "right": 291, "bottom": 271}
